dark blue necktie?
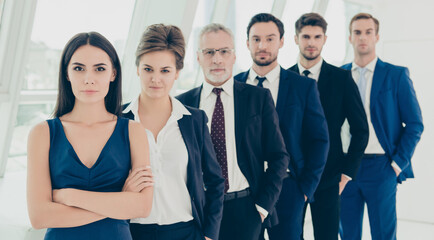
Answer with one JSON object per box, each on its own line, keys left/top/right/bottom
{"left": 256, "top": 76, "right": 266, "bottom": 88}
{"left": 211, "top": 88, "right": 229, "bottom": 192}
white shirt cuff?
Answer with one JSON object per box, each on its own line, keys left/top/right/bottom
{"left": 255, "top": 204, "right": 268, "bottom": 218}
{"left": 342, "top": 174, "right": 352, "bottom": 181}
{"left": 391, "top": 161, "right": 402, "bottom": 172}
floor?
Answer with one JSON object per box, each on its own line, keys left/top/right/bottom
{"left": 1, "top": 160, "right": 433, "bottom": 239}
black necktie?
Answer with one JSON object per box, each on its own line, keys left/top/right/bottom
{"left": 302, "top": 70, "right": 311, "bottom": 77}
{"left": 210, "top": 88, "right": 229, "bottom": 192}
{"left": 256, "top": 76, "right": 266, "bottom": 88}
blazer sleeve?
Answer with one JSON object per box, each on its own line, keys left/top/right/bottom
{"left": 391, "top": 67, "right": 424, "bottom": 171}
{"left": 199, "top": 111, "right": 225, "bottom": 240}
{"left": 256, "top": 90, "right": 290, "bottom": 211}
{"left": 342, "top": 71, "right": 369, "bottom": 179}
{"left": 298, "top": 81, "right": 329, "bottom": 201}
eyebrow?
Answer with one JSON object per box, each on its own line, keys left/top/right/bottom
{"left": 142, "top": 64, "right": 174, "bottom": 69}
{"left": 252, "top": 33, "right": 278, "bottom": 38}
{"left": 71, "top": 62, "right": 108, "bottom": 67}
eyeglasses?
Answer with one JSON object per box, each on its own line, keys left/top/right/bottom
{"left": 199, "top": 48, "right": 234, "bottom": 58}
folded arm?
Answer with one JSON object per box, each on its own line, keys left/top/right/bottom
{"left": 52, "top": 122, "right": 153, "bottom": 219}
{"left": 27, "top": 122, "right": 106, "bottom": 229}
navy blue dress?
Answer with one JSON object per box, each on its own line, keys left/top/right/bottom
{"left": 44, "top": 117, "right": 132, "bottom": 240}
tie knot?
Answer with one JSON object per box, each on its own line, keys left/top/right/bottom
{"left": 358, "top": 67, "right": 367, "bottom": 75}
{"left": 212, "top": 88, "right": 223, "bottom": 96}
{"left": 256, "top": 76, "right": 266, "bottom": 87}
{"left": 302, "top": 70, "right": 311, "bottom": 77}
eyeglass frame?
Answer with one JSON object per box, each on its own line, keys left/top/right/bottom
{"left": 198, "top": 48, "right": 235, "bottom": 58}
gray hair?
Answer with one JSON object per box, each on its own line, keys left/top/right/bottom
{"left": 198, "top": 23, "right": 234, "bottom": 46}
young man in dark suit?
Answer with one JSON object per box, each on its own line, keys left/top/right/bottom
{"left": 177, "top": 23, "right": 289, "bottom": 240}
{"left": 288, "top": 13, "right": 369, "bottom": 240}
{"left": 234, "top": 13, "right": 329, "bottom": 240}
{"left": 340, "top": 13, "right": 423, "bottom": 240}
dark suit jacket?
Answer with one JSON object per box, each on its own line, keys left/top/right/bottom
{"left": 342, "top": 58, "right": 424, "bottom": 183}
{"left": 234, "top": 68, "right": 329, "bottom": 201}
{"left": 289, "top": 61, "right": 369, "bottom": 189}
{"left": 123, "top": 105, "right": 225, "bottom": 240}
{"left": 176, "top": 80, "right": 289, "bottom": 215}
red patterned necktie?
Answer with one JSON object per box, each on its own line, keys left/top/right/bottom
{"left": 211, "top": 88, "right": 229, "bottom": 193}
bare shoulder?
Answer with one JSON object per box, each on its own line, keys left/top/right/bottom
{"left": 128, "top": 120, "right": 147, "bottom": 135}
{"left": 128, "top": 121, "right": 148, "bottom": 143}
{"left": 28, "top": 121, "right": 50, "bottom": 142}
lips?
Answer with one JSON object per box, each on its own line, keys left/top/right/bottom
{"left": 256, "top": 52, "right": 270, "bottom": 57}
{"left": 82, "top": 90, "right": 98, "bottom": 93}
{"left": 211, "top": 68, "right": 225, "bottom": 73}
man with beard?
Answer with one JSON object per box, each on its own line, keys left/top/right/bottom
{"left": 177, "top": 23, "right": 289, "bottom": 240}
{"left": 340, "top": 13, "right": 423, "bottom": 240}
{"left": 288, "top": 13, "right": 369, "bottom": 240}
{"left": 234, "top": 13, "right": 329, "bottom": 240}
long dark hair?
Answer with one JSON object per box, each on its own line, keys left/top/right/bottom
{"left": 53, "top": 32, "right": 122, "bottom": 117}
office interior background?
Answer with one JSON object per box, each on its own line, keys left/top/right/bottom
{"left": 0, "top": 0, "right": 433, "bottom": 239}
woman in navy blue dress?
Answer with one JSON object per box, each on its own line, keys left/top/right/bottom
{"left": 122, "top": 24, "right": 225, "bottom": 240}
{"left": 26, "top": 32, "right": 153, "bottom": 240}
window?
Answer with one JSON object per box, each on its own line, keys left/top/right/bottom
{"left": 226, "top": 0, "right": 274, "bottom": 74}
{"left": 177, "top": 0, "right": 216, "bottom": 90}
{"left": 6, "top": 0, "right": 136, "bottom": 172}
{"left": 278, "top": 0, "right": 315, "bottom": 68}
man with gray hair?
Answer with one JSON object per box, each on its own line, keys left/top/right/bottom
{"left": 177, "top": 23, "right": 289, "bottom": 240}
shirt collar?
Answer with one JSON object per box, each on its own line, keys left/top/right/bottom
{"left": 352, "top": 56, "right": 378, "bottom": 72}
{"left": 297, "top": 57, "right": 323, "bottom": 76}
{"left": 202, "top": 77, "right": 234, "bottom": 98}
{"left": 122, "top": 95, "right": 191, "bottom": 121}
{"left": 248, "top": 64, "right": 281, "bottom": 83}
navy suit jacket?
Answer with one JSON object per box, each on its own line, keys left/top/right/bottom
{"left": 342, "top": 58, "right": 424, "bottom": 182}
{"left": 234, "top": 68, "right": 329, "bottom": 201}
{"left": 123, "top": 105, "right": 225, "bottom": 240}
{"left": 176, "top": 81, "right": 289, "bottom": 216}
{"left": 289, "top": 62, "right": 369, "bottom": 189}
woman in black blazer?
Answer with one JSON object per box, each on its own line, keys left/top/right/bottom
{"left": 122, "top": 24, "right": 224, "bottom": 240}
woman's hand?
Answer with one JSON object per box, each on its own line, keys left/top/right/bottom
{"left": 122, "top": 166, "right": 154, "bottom": 193}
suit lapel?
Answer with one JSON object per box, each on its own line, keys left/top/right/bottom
{"left": 177, "top": 115, "right": 195, "bottom": 193}
{"left": 317, "top": 61, "right": 331, "bottom": 95}
{"left": 370, "top": 58, "right": 387, "bottom": 112}
{"left": 233, "top": 81, "right": 247, "bottom": 153}
{"left": 276, "top": 67, "right": 290, "bottom": 115}
{"left": 235, "top": 70, "right": 250, "bottom": 83}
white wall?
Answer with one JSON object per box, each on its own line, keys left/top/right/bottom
{"left": 374, "top": 0, "right": 434, "bottom": 224}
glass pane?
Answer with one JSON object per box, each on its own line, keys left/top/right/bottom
{"left": 23, "top": 0, "right": 135, "bottom": 90}
{"left": 322, "top": 0, "right": 347, "bottom": 66}
{"left": 177, "top": 0, "right": 215, "bottom": 91}
{"left": 279, "top": 0, "right": 315, "bottom": 68}
{"left": 226, "top": 0, "right": 274, "bottom": 75}
{"left": 7, "top": 102, "right": 55, "bottom": 172}
{"left": 0, "top": 0, "right": 5, "bottom": 27}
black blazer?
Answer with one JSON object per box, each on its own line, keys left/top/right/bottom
{"left": 123, "top": 105, "right": 225, "bottom": 240}
{"left": 289, "top": 61, "right": 369, "bottom": 189}
{"left": 176, "top": 81, "right": 289, "bottom": 214}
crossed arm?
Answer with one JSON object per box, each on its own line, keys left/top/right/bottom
{"left": 27, "top": 121, "right": 153, "bottom": 229}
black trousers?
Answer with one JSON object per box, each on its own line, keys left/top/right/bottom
{"left": 301, "top": 183, "right": 340, "bottom": 240}
{"left": 219, "top": 195, "right": 262, "bottom": 240}
{"left": 129, "top": 220, "right": 204, "bottom": 240}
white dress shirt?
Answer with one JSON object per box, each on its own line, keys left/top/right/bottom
{"left": 342, "top": 57, "right": 401, "bottom": 171}
{"left": 246, "top": 64, "right": 281, "bottom": 105}
{"left": 297, "top": 58, "right": 323, "bottom": 81}
{"left": 200, "top": 78, "right": 268, "bottom": 217}
{"left": 125, "top": 96, "right": 194, "bottom": 225}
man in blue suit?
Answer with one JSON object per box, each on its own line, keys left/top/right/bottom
{"left": 340, "top": 13, "right": 424, "bottom": 240}
{"left": 234, "top": 13, "right": 329, "bottom": 240}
